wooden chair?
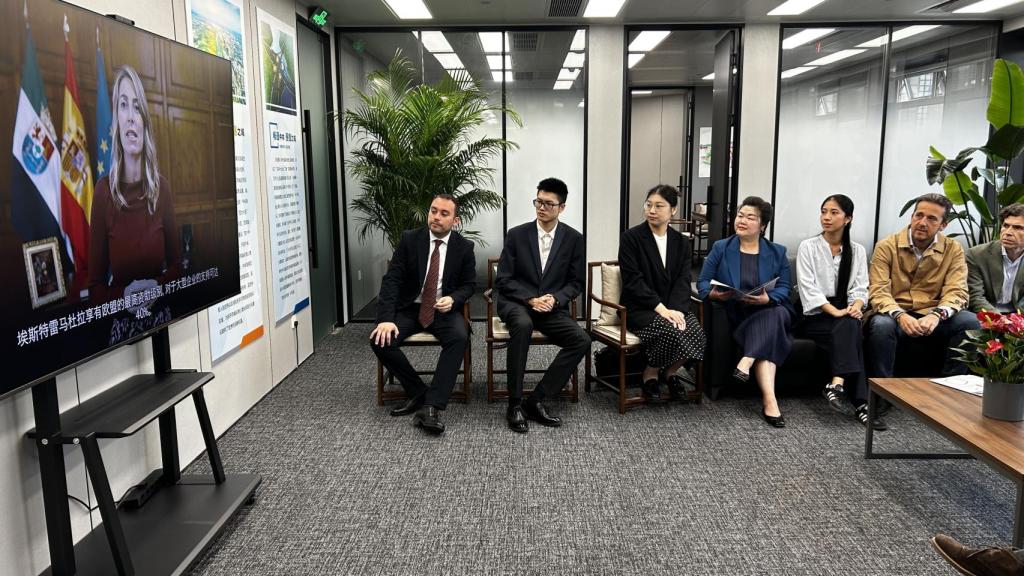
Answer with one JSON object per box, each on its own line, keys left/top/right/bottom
{"left": 375, "top": 303, "right": 472, "bottom": 405}
{"left": 692, "top": 203, "right": 709, "bottom": 264}
{"left": 482, "top": 258, "right": 580, "bottom": 403}
{"left": 584, "top": 261, "right": 704, "bottom": 414}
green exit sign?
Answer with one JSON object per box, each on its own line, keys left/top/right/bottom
{"left": 309, "top": 6, "right": 329, "bottom": 27}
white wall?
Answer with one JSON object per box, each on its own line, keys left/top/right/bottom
{"left": 585, "top": 25, "right": 624, "bottom": 266}
{"left": 737, "top": 25, "right": 780, "bottom": 210}
{"left": 690, "top": 86, "right": 712, "bottom": 206}
{"left": 1, "top": 0, "right": 314, "bottom": 573}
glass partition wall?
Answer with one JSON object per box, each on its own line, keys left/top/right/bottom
{"left": 337, "top": 28, "right": 587, "bottom": 320}
{"left": 772, "top": 23, "right": 999, "bottom": 251}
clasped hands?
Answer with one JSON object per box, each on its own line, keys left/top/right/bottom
{"left": 655, "top": 304, "right": 687, "bottom": 330}
{"left": 897, "top": 311, "right": 940, "bottom": 337}
{"left": 527, "top": 294, "right": 557, "bottom": 313}
{"left": 827, "top": 302, "right": 864, "bottom": 320}
{"left": 369, "top": 296, "right": 455, "bottom": 346}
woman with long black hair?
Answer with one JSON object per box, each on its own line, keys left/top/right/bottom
{"left": 795, "top": 195, "right": 884, "bottom": 430}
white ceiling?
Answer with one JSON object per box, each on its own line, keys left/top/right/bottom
{"left": 311, "top": 0, "right": 1024, "bottom": 27}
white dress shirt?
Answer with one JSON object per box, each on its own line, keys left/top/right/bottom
{"left": 414, "top": 231, "right": 450, "bottom": 303}
{"left": 537, "top": 221, "right": 557, "bottom": 273}
{"left": 796, "top": 234, "right": 869, "bottom": 315}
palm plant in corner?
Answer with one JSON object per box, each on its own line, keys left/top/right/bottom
{"left": 913, "top": 58, "right": 1024, "bottom": 246}
{"left": 339, "top": 51, "right": 521, "bottom": 251}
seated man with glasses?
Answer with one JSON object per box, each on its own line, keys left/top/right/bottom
{"left": 494, "top": 177, "right": 590, "bottom": 433}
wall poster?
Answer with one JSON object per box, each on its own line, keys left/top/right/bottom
{"left": 698, "top": 126, "right": 712, "bottom": 179}
{"left": 256, "top": 8, "right": 309, "bottom": 322}
{"left": 186, "top": 0, "right": 265, "bottom": 362}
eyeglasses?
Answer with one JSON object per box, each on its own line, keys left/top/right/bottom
{"left": 643, "top": 202, "right": 670, "bottom": 211}
{"left": 533, "top": 199, "right": 562, "bottom": 209}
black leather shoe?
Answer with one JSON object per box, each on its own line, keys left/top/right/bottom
{"left": 413, "top": 406, "right": 445, "bottom": 435}
{"left": 642, "top": 378, "right": 662, "bottom": 403}
{"left": 506, "top": 405, "right": 528, "bottom": 433}
{"left": 523, "top": 399, "right": 561, "bottom": 427}
{"left": 390, "top": 395, "right": 423, "bottom": 417}
{"left": 762, "top": 410, "right": 786, "bottom": 428}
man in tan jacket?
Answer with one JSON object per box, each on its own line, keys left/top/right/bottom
{"left": 866, "top": 193, "right": 979, "bottom": 379}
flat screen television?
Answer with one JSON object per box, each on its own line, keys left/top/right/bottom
{"left": 0, "top": 0, "right": 240, "bottom": 399}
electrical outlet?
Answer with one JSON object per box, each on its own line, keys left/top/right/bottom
{"left": 291, "top": 317, "right": 299, "bottom": 329}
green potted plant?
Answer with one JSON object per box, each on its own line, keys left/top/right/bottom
{"left": 909, "top": 58, "right": 1024, "bottom": 246}
{"left": 338, "top": 51, "right": 521, "bottom": 250}
{"left": 952, "top": 310, "right": 1024, "bottom": 421}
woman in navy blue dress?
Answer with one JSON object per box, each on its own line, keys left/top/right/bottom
{"left": 697, "top": 197, "right": 794, "bottom": 427}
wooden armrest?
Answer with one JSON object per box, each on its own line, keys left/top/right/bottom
{"left": 590, "top": 294, "right": 624, "bottom": 310}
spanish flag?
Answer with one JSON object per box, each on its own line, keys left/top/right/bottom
{"left": 59, "top": 14, "right": 93, "bottom": 293}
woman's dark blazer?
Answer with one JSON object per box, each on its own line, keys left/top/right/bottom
{"left": 696, "top": 234, "right": 794, "bottom": 317}
{"left": 618, "top": 222, "right": 693, "bottom": 332}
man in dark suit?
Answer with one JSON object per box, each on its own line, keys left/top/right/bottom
{"left": 966, "top": 203, "right": 1024, "bottom": 314}
{"left": 370, "top": 194, "right": 476, "bottom": 436}
{"left": 495, "top": 178, "right": 590, "bottom": 433}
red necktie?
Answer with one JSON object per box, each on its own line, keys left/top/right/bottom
{"left": 419, "top": 239, "right": 443, "bottom": 327}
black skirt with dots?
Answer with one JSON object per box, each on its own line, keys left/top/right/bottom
{"left": 635, "top": 313, "right": 707, "bottom": 369}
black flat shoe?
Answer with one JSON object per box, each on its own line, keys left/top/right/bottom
{"left": 733, "top": 368, "right": 750, "bottom": 383}
{"left": 664, "top": 374, "right": 692, "bottom": 402}
{"left": 642, "top": 378, "right": 662, "bottom": 402}
{"left": 390, "top": 395, "right": 423, "bottom": 417}
{"left": 762, "top": 410, "right": 786, "bottom": 428}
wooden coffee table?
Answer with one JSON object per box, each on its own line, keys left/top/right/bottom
{"left": 866, "top": 377, "right": 1024, "bottom": 547}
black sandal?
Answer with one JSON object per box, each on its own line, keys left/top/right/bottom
{"left": 732, "top": 368, "right": 750, "bottom": 383}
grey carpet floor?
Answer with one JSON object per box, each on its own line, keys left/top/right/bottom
{"left": 185, "top": 323, "right": 1015, "bottom": 576}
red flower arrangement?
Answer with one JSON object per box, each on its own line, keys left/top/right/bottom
{"left": 953, "top": 310, "right": 1024, "bottom": 383}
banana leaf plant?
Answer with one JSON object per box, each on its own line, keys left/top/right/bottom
{"left": 906, "top": 58, "right": 1024, "bottom": 246}
{"left": 334, "top": 50, "right": 521, "bottom": 251}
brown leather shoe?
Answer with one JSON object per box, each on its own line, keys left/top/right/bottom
{"left": 931, "top": 534, "right": 1024, "bottom": 576}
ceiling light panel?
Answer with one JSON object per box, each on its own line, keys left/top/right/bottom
{"left": 780, "top": 66, "right": 816, "bottom": 79}
{"left": 492, "top": 70, "right": 513, "bottom": 82}
{"left": 583, "top": 0, "right": 628, "bottom": 17}
{"left": 628, "top": 31, "right": 670, "bottom": 52}
{"left": 571, "top": 30, "right": 586, "bottom": 51}
{"left": 558, "top": 68, "right": 581, "bottom": 81}
{"left": 767, "top": 0, "right": 828, "bottom": 16}
{"left": 955, "top": 0, "right": 1024, "bottom": 13}
{"left": 418, "top": 31, "right": 452, "bottom": 53}
{"left": 563, "top": 52, "right": 585, "bottom": 68}
{"left": 702, "top": 72, "right": 715, "bottom": 80}
{"left": 627, "top": 53, "right": 645, "bottom": 68}
{"left": 478, "top": 32, "right": 509, "bottom": 53}
{"left": 486, "top": 54, "right": 513, "bottom": 70}
{"left": 631, "top": 90, "right": 652, "bottom": 95}
{"left": 434, "top": 53, "right": 465, "bottom": 69}
{"left": 806, "top": 49, "right": 865, "bottom": 66}
{"left": 553, "top": 80, "right": 575, "bottom": 90}
{"left": 382, "top": 0, "right": 432, "bottom": 19}
{"left": 857, "top": 25, "right": 940, "bottom": 49}
{"left": 781, "top": 28, "right": 834, "bottom": 50}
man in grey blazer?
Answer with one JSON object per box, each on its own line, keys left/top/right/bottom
{"left": 966, "top": 203, "right": 1024, "bottom": 313}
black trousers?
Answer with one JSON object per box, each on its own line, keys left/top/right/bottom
{"left": 370, "top": 304, "right": 468, "bottom": 410}
{"left": 795, "top": 314, "right": 868, "bottom": 405}
{"left": 499, "top": 303, "right": 591, "bottom": 401}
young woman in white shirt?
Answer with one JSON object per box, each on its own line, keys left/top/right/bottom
{"left": 795, "top": 194, "right": 885, "bottom": 430}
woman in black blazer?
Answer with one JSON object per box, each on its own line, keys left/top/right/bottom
{"left": 618, "top": 185, "right": 707, "bottom": 402}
